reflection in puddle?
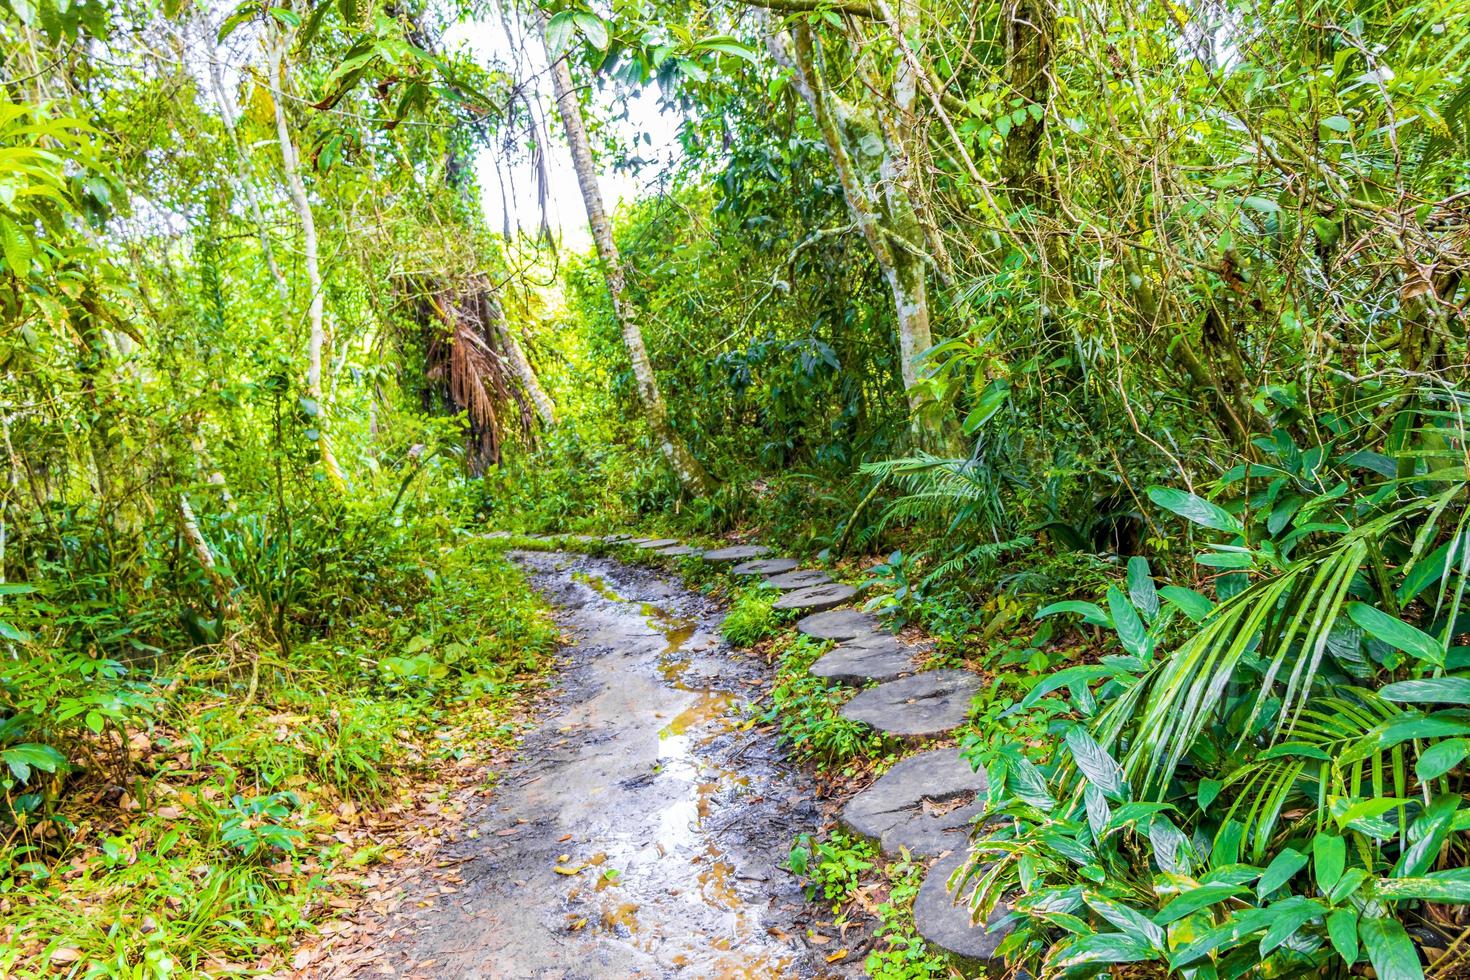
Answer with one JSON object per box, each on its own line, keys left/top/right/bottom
{"left": 659, "top": 690, "right": 735, "bottom": 738}
{"left": 574, "top": 571, "right": 625, "bottom": 602}
{"left": 642, "top": 602, "right": 697, "bottom": 656}
{"left": 552, "top": 559, "right": 806, "bottom": 977}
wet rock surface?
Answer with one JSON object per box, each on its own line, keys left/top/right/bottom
{"left": 913, "top": 850, "right": 1012, "bottom": 969}
{"left": 369, "top": 552, "right": 855, "bottom": 979}
{"left": 651, "top": 543, "right": 701, "bottom": 556}
{"left": 841, "top": 670, "right": 984, "bottom": 737}
{"left": 840, "top": 749, "right": 987, "bottom": 858}
{"left": 796, "top": 608, "right": 884, "bottom": 641}
{"left": 772, "top": 583, "right": 858, "bottom": 613}
{"left": 730, "top": 558, "right": 799, "bottom": 576}
{"left": 701, "top": 545, "right": 772, "bottom": 563}
{"left": 762, "top": 569, "right": 834, "bottom": 590}
{"left": 810, "top": 640, "right": 917, "bottom": 686}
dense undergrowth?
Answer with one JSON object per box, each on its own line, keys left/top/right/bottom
{"left": 1, "top": 524, "right": 557, "bottom": 974}
{"left": 6, "top": 0, "right": 1470, "bottom": 972}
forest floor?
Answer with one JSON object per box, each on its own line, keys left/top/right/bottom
{"left": 287, "top": 550, "right": 863, "bottom": 979}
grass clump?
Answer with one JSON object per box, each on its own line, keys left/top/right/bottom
{"left": 718, "top": 587, "right": 784, "bottom": 646}
{"left": 762, "top": 634, "right": 884, "bottom": 768}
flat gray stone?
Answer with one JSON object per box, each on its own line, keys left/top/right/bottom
{"left": 762, "top": 569, "right": 833, "bottom": 590}
{"left": 731, "top": 558, "right": 799, "bottom": 576}
{"left": 840, "top": 749, "right": 987, "bottom": 858}
{"left": 772, "top": 583, "right": 857, "bottom": 613}
{"left": 797, "top": 608, "right": 884, "bottom": 641}
{"left": 634, "top": 538, "right": 680, "bottom": 549}
{"left": 841, "top": 670, "right": 983, "bottom": 737}
{"left": 914, "top": 849, "right": 1012, "bottom": 970}
{"left": 652, "top": 544, "right": 701, "bottom": 556}
{"left": 810, "top": 639, "right": 916, "bottom": 686}
{"left": 485, "top": 530, "right": 512, "bottom": 539}
{"left": 603, "top": 533, "right": 634, "bottom": 542}
{"left": 702, "top": 545, "right": 772, "bottom": 562}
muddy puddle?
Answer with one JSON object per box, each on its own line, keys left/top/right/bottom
{"left": 362, "top": 551, "right": 856, "bottom": 979}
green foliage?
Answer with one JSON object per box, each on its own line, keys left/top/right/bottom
{"left": 961, "top": 417, "right": 1470, "bottom": 978}
{"left": 719, "top": 587, "right": 783, "bottom": 646}
{"left": 864, "top": 851, "right": 951, "bottom": 980}
{"left": 763, "top": 634, "right": 885, "bottom": 767}
{"left": 785, "top": 829, "right": 875, "bottom": 907}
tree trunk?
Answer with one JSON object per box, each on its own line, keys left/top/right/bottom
{"left": 768, "top": 18, "right": 940, "bottom": 441}
{"left": 267, "top": 23, "right": 348, "bottom": 495}
{"left": 485, "top": 289, "right": 556, "bottom": 429}
{"left": 200, "top": 11, "right": 288, "bottom": 302}
{"left": 537, "top": 14, "right": 712, "bottom": 494}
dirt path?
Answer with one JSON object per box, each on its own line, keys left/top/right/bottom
{"left": 324, "top": 550, "right": 856, "bottom": 979}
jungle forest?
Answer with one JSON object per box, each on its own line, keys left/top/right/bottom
{"left": 2, "top": 0, "right": 1470, "bottom": 974}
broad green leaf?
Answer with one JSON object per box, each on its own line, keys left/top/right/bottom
{"left": 1380, "top": 676, "right": 1470, "bottom": 704}
{"left": 1148, "top": 487, "right": 1243, "bottom": 534}
{"left": 544, "top": 11, "right": 576, "bottom": 55}
{"left": 1259, "top": 896, "right": 1326, "bottom": 955}
{"left": 1084, "top": 783, "right": 1111, "bottom": 840}
{"left": 571, "top": 11, "right": 608, "bottom": 49}
{"left": 1108, "top": 586, "right": 1148, "bottom": 658}
{"left": 1126, "top": 557, "right": 1159, "bottom": 621}
{"left": 1008, "top": 757, "right": 1055, "bottom": 810}
{"left": 2, "top": 743, "right": 66, "bottom": 782}
{"left": 1020, "top": 664, "right": 1115, "bottom": 709}
{"left": 1082, "top": 893, "right": 1165, "bottom": 950}
{"left": 1054, "top": 932, "right": 1157, "bottom": 969}
{"left": 1313, "top": 833, "right": 1345, "bottom": 891}
{"left": 1159, "top": 585, "right": 1213, "bottom": 622}
{"left": 1415, "top": 737, "right": 1468, "bottom": 780}
{"left": 1358, "top": 916, "right": 1423, "bottom": 980}
{"left": 1397, "top": 794, "right": 1459, "bottom": 877}
{"left": 1154, "top": 884, "right": 1246, "bottom": 925}
{"left": 962, "top": 378, "right": 1009, "bottom": 434}
{"left": 1326, "top": 908, "right": 1358, "bottom": 964}
{"left": 1321, "top": 114, "right": 1352, "bottom": 133}
{"left": 1066, "top": 726, "right": 1128, "bottom": 801}
{"left": 1347, "top": 603, "right": 1444, "bottom": 666}
{"left": 1035, "top": 600, "right": 1110, "bottom": 627}
{"left": 1375, "top": 868, "right": 1470, "bottom": 903}
{"left": 1257, "top": 847, "right": 1307, "bottom": 899}
{"left": 1198, "top": 777, "right": 1223, "bottom": 810}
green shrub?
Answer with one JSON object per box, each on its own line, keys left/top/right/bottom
{"left": 719, "top": 587, "right": 783, "bottom": 646}
{"left": 763, "top": 635, "right": 884, "bottom": 767}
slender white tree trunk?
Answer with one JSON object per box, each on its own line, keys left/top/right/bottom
{"left": 267, "top": 24, "right": 347, "bottom": 494}
{"left": 200, "top": 12, "right": 288, "bottom": 302}
{"left": 537, "top": 14, "right": 712, "bottom": 493}
{"left": 765, "top": 17, "right": 939, "bottom": 439}
{"left": 486, "top": 289, "right": 556, "bottom": 428}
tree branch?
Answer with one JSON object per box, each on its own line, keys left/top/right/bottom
{"left": 738, "top": 0, "right": 878, "bottom": 21}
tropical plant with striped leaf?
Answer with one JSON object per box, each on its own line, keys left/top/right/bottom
{"left": 958, "top": 409, "right": 1470, "bottom": 978}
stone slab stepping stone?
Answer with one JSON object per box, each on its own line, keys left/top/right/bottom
{"left": 731, "top": 558, "right": 799, "bottom": 576}
{"left": 762, "top": 569, "right": 833, "bottom": 590}
{"left": 840, "top": 749, "right": 987, "bottom": 858}
{"left": 841, "top": 670, "right": 983, "bottom": 737}
{"left": 797, "top": 608, "right": 884, "bottom": 641}
{"left": 652, "top": 544, "right": 701, "bottom": 556}
{"left": 810, "top": 638, "right": 916, "bottom": 686}
{"left": 602, "top": 533, "right": 634, "bottom": 542}
{"left": 772, "top": 583, "right": 857, "bottom": 613}
{"left": 702, "top": 545, "right": 772, "bottom": 563}
{"left": 914, "top": 849, "right": 1012, "bottom": 970}
{"left": 634, "top": 538, "right": 681, "bottom": 549}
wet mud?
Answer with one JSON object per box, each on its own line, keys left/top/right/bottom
{"left": 368, "top": 551, "right": 858, "bottom": 979}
